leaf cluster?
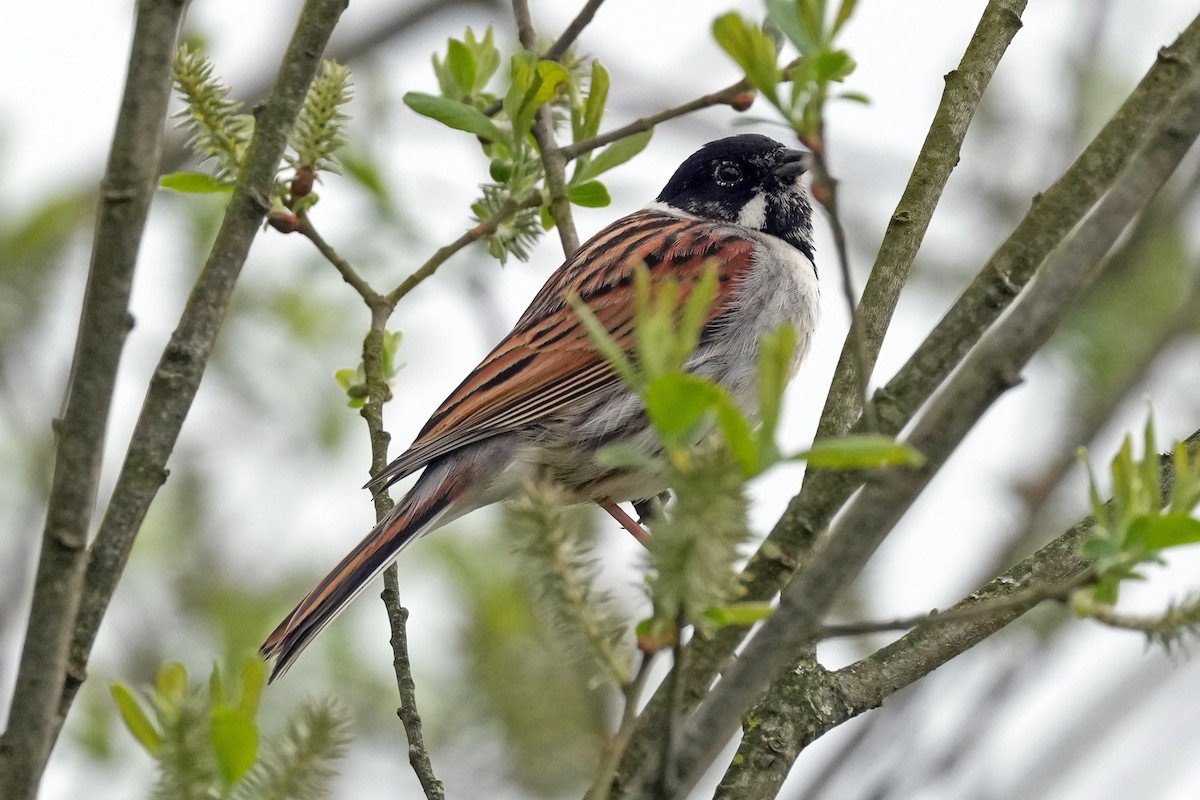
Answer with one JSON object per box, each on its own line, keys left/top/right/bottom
{"left": 403, "top": 28, "right": 651, "bottom": 262}
{"left": 110, "top": 660, "right": 351, "bottom": 800}
{"left": 713, "top": 1, "right": 866, "bottom": 139}
{"left": 1077, "top": 415, "right": 1200, "bottom": 604}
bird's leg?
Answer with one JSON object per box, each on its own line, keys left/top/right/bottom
{"left": 598, "top": 499, "right": 650, "bottom": 546}
{"left": 632, "top": 491, "right": 670, "bottom": 525}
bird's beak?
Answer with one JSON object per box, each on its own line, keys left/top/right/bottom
{"left": 774, "top": 149, "right": 812, "bottom": 178}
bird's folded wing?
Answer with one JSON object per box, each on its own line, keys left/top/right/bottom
{"left": 367, "top": 211, "right": 755, "bottom": 489}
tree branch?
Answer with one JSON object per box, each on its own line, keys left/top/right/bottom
{"left": 816, "top": 0, "right": 1028, "bottom": 438}
{"left": 296, "top": 212, "right": 391, "bottom": 323}
{"left": 716, "top": 426, "right": 1199, "bottom": 800}
{"left": 0, "top": 2, "right": 187, "bottom": 796}
{"left": 512, "top": 0, "right": 580, "bottom": 256}
{"left": 612, "top": 1, "right": 1032, "bottom": 785}
{"left": 358, "top": 326, "right": 445, "bottom": 799}
{"left": 384, "top": 189, "right": 544, "bottom": 306}
{"left": 659, "top": 75, "right": 1200, "bottom": 798}
{"left": 55, "top": 0, "right": 347, "bottom": 757}
{"left": 560, "top": 80, "right": 753, "bottom": 162}
{"left": 544, "top": 0, "right": 608, "bottom": 62}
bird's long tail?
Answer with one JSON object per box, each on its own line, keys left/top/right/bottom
{"left": 260, "top": 467, "right": 464, "bottom": 681}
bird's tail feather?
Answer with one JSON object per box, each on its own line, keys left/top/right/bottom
{"left": 260, "top": 470, "right": 462, "bottom": 681}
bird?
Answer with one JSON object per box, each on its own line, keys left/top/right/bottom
{"left": 261, "top": 133, "right": 819, "bottom": 679}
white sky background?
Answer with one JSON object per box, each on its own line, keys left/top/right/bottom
{"left": 4, "top": 0, "right": 1200, "bottom": 798}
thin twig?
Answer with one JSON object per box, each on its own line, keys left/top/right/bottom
{"left": 560, "top": 80, "right": 752, "bottom": 162}
{"left": 585, "top": 654, "right": 654, "bottom": 800}
{"left": 296, "top": 212, "right": 390, "bottom": 320}
{"left": 814, "top": 575, "right": 1093, "bottom": 639}
{"left": 801, "top": 133, "right": 877, "bottom": 432}
{"left": 360, "top": 325, "right": 445, "bottom": 799}
{"left": 544, "top": 0, "right": 608, "bottom": 61}
{"left": 654, "top": 615, "right": 687, "bottom": 800}
{"left": 512, "top": 0, "right": 580, "bottom": 255}
{"left": 385, "top": 189, "right": 543, "bottom": 306}
{"left": 0, "top": 2, "right": 188, "bottom": 796}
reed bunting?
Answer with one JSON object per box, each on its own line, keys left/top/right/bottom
{"left": 262, "top": 134, "right": 819, "bottom": 678}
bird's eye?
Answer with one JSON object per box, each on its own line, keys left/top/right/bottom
{"left": 713, "top": 162, "right": 742, "bottom": 186}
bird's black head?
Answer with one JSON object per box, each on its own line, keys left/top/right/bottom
{"left": 656, "top": 134, "right": 814, "bottom": 260}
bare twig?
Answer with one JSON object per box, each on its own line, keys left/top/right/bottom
{"left": 659, "top": 76, "right": 1200, "bottom": 798}
{"left": 544, "top": 0, "right": 608, "bottom": 62}
{"left": 0, "top": 3, "right": 188, "bottom": 796}
{"left": 385, "top": 190, "right": 544, "bottom": 306}
{"left": 817, "top": 0, "right": 1029, "bottom": 439}
{"left": 360, "top": 325, "right": 444, "bottom": 800}
{"left": 56, "top": 0, "right": 347, "bottom": 762}
{"left": 296, "top": 212, "right": 390, "bottom": 319}
{"left": 801, "top": 133, "right": 877, "bottom": 432}
{"left": 814, "top": 575, "right": 1093, "bottom": 639}
{"left": 560, "top": 80, "right": 753, "bottom": 162}
{"left": 585, "top": 654, "right": 654, "bottom": 800}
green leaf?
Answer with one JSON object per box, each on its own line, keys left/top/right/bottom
{"left": 158, "top": 171, "right": 232, "bottom": 194}
{"left": 811, "top": 49, "right": 856, "bottom": 83}
{"left": 703, "top": 602, "right": 775, "bottom": 627}
{"left": 1138, "top": 514, "right": 1200, "bottom": 551}
{"left": 470, "top": 27, "right": 501, "bottom": 90}
{"left": 110, "top": 683, "right": 162, "bottom": 754}
{"left": 837, "top": 90, "right": 871, "bottom": 104}
{"left": 595, "top": 443, "right": 653, "bottom": 471}
{"left": 575, "top": 130, "right": 653, "bottom": 183}
{"left": 796, "top": 435, "right": 925, "bottom": 469}
{"left": 568, "top": 292, "right": 638, "bottom": 387}
{"left": 765, "top": 0, "right": 813, "bottom": 53}
{"left": 712, "top": 13, "right": 781, "bottom": 99}
{"left": 156, "top": 661, "right": 188, "bottom": 705}
{"left": 208, "top": 662, "right": 225, "bottom": 706}
{"left": 237, "top": 658, "right": 267, "bottom": 716}
{"left": 832, "top": 0, "right": 860, "bottom": 35}
{"left": 505, "top": 52, "right": 542, "bottom": 140}
{"left": 533, "top": 60, "right": 570, "bottom": 108}
{"left": 643, "top": 373, "right": 718, "bottom": 444}
{"left": 580, "top": 60, "right": 610, "bottom": 140}
{"left": 567, "top": 180, "right": 611, "bottom": 208}
{"left": 756, "top": 325, "right": 797, "bottom": 448}
{"left": 446, "top": 39, "right": 476, "bottom": 95}
{"left": 340, "top": 151, "right": 392, "bottom": 208}
{"left": 403, "top": 92, "right": 506, "bottom": 143}
{"left": 210, "top": 706, "right": 258, "bottom": 787}
{"left": 713, "top": 396, "right": 760, "bottom": 477}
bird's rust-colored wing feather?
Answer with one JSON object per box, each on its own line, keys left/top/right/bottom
{"left": 368, "top": 210, "right": 756, "bottom": 489}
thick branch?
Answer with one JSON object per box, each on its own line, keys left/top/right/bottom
{"left": 612, "top": 0, "right": 1031, "bottom": 785}
{"left": 816, "top": 0, "right": 1027, "bottom": 437}
{"left": 56, "top": 0, "right": 347, "bottom": 749}
{"left": 0, "top": 2, "right": 187, "bottom": 796}
{"left": 614, "top": 20, "right": 1200, "bottom": 788}
{"left": 661, "top": 77, "right": 1200, "bottom": 797}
